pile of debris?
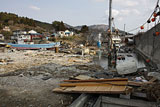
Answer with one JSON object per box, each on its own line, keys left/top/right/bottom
{"left": 59, "top": 41, "right": 97, "bottom": 55}
{"left": 53, "top": 73, "right": 160, "bottom": 106}
{"left": 53, "top": 78, "right": 132, "bottom": 94}
{"left": 0, "top": 43, "right": 10, "bottom": 53}
{"left": 0, "top": 58, "right": 13, "bottom": 65}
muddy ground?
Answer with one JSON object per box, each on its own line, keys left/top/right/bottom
{"left": 0, "top": 50, "right": 105, "bottom": 107}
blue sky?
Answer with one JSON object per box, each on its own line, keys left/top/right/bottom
{"left": 0, "top": 0, "right": 158, "bottom": 33}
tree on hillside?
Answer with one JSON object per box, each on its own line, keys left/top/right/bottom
{"left": 52, "top": 21, "right": 66, "bottom": 31}
{"left": 1, "top": 31, "right": 12, "bottom": 40}
{"left": 81, "top": 25, "right": 89, "bottom": 33}
{"left": 0, "top": 23, "right": 3, "bottom": 30}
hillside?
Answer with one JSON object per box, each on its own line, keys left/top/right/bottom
{"left": 0, "top": 12, "right": 54, "bottom": 33}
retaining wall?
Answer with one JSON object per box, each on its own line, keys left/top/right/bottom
{"left": 135, "top": 23, "right": 160, "bottom": 69}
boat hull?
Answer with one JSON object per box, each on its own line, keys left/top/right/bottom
{"left": 8, "top": 42, "right": 60, "bottom": 50}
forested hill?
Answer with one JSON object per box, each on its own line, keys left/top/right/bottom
{"left": 0, "top": 12, "right": 53, "bottom": 31}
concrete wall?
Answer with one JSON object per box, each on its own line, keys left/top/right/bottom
{"left": 135, "top": 23, "right": 160, "bottom": 69}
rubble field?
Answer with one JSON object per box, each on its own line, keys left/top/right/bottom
{"left": 0, "top": 50, "right": 104, "bottom": 107}
{"left": 1, "top": 47, "right": 160, "bottom": 107}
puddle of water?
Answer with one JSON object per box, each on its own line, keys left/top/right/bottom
{"left": 93, "top": 52, "right": 146, "bottom": 70}
{"left": 93, "top": 56, "right": 108, "bottom": 70}
{"left": 93, "top": 50, "right": 108, "bottom": 70}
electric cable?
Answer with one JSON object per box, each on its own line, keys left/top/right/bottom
{"left": 127, "top": 0, "right": 160, "bottom": 33}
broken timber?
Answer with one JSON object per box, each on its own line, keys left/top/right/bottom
{"left": 128, "top": 81, "right": 153, "bottom": 86}
{"left": 53, "top": 78, "right": 132, "bottom": 94}
{"left": 63, "top": 78, "right": 128, "bottom": 82}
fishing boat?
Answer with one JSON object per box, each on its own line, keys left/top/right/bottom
{"left": 8, "top": 42, "right": 60, "bottom": 50}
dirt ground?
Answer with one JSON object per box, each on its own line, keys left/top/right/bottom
{"left": 0, "top": 50, "right": 104, "bottom": 107}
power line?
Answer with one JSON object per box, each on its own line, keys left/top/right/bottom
{"left": 127, "top": 0, "right": 160, "bottom": 33}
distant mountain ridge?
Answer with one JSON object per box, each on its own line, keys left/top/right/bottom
{"left": 74, "top": 24, "right": 108, "bottom": 31}
{"left": 74, "top": 24, "right": 128, "bottom": 35}
{"left": 89, "top": 24, "right": 109, "bottom": 31}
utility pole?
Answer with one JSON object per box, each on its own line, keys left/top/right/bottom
{"left": 108, "top": 0, "right": 112, "bottom": 68}
{"left": 109, "top": 0, "right": 112, "bottom": 34}
{"left": 124, "top": 24, "right": 126, "bottom": 36}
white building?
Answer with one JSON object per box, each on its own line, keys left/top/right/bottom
{"left": 3, "top": 26, "right": 11, "bottom": 32}
{"left": 58, "top": 31, "right": 65, "bottom": 38}
{"left": 12, "top": 30, "right": 28, "bottom": 40}
{"left": 0, "top": 34, "right": 4, "bottom": 40}
{"left": 111, "top": 34, "right": 122, "bottom": 48}
{"left": 28, "top": 30, "right": 37, "bottom": 34}
{"left": 58, "top": 30, "right": 74, "bottom": 38}
{"left": 11, "top": 30, "right": 43, "bottom": 44}
{"left": 125, "top": 35, "right": 135, "bottom": 45}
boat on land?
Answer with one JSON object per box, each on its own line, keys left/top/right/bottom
{"left": 8, "top": 42, "right": 60, "bottom": 50}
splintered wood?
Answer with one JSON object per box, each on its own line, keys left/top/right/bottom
{"left": 53, "top": 78, "right": 132, "bottom": 94}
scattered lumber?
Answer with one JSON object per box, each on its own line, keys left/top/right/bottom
{"left": 149, "top": 77, "right": 157, "bottom": 82}
{"left": 53, "top": 78, "right": 132, "bottom": 94}
{"left": 60, "top": 81, "right": 128, "bottom": 87}
{"left": 128, "top": 81, "right": 153, "bottom": 86}
{"left": 53, "top": 86, "right": 129, "bottom": 94}
{"left": 63, "top": 78, "right": 128, "bottom": 82}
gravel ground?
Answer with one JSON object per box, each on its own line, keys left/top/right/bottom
{"left": 0, "top": 50, "right": 104, "bottom": 107}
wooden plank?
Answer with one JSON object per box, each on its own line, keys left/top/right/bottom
{"left": 53, "top": 87, "right": 70, "bottom": 92}
{"left": 128, "top": 81, "right": 153, "bottom": 86}
{"left": 53, "top": 86, "right": 128, "bottom": 94}
{"left": 96, "top": 85, "right": 112, "bottom": 92}
{"left": 66, "top": 87, "right": 75, "bottom": 92}
{"left": 63, "top": 78, "right": 128, "bottom": 82}
{"left": 83, "top": 86, "right": 98, "bottom": 91}
{"left": 72, "top": 86, "right": 85, "bottom": 91}
{"left": 149, "top": 77, "right": 157, "bottom": 82}
{"left": 60, "top": 81, "right": 128, "bottom": 87}
{"left": 103, "top": 85, "right": 113, "bottom": 92}
{"left": 110, "top": 85, "right": 126, "bottom": 93}
{"left": 128, "top": 81, "right": 142, "bottom": 86}
{"left": 53, "top": 88, "right": 64, "bottom": 92}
